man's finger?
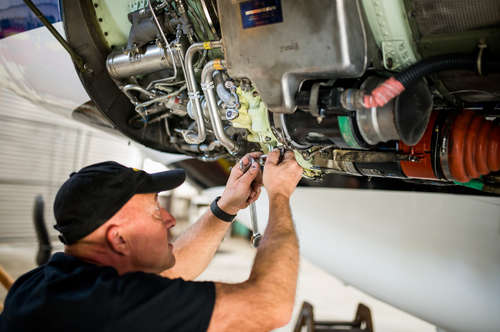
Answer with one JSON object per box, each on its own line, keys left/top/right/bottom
{"left": 265, "top": 149, "right": 280, "bottom": 166}
{"left": 239, "top": 160, "right": 259, "bottom": 184}
{"left": 252, "top": 170, "right": 263, "bottom": 188}
{"left": 248, "top": 187, "right": 261, "bottom": 203}
{"left": 228, "top": 156, "right": 252, "bottom": 181}
{"left": 246, "top": 151, "right": 263, "bottom": 159}
{"left": 283, "top": 150, "right": 295, "bottom": 161}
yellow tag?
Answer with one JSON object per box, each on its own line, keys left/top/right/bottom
{"left": 213, "top": 59, "right": 224, "bottom": 71}
{"left": 203, "top": 42, "right": 211, "bottom": 50}
{"left": 132, "top": 168, "right": 141, "bottom": 172}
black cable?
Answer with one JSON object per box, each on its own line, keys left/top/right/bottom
{"left": 395, "top": 54, "right": 500, "bottom": 88}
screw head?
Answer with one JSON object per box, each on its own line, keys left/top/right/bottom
{"left": 226, "top": 109, "right": 239, "bottom": 120}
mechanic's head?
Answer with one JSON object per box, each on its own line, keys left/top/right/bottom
{"left": 53, "top": 161, "right": 185, "bottom": 274}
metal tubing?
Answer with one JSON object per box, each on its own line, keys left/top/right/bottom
{"left": 182, "top": 41, "right": 222, "bottom": 144}
{"left": 122, "top": 84, "right": 156, "bottom": 106}
{"left": 201, "top": 59, "right": 238, "bottom": 153}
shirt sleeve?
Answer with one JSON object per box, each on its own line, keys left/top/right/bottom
{"left": 109, "top": 272, "right": 215, "bottom": 332}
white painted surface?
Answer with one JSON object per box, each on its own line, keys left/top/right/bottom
{"left": 0, "top": 24, "right": 88, "bottom": 116}
{"left": 203, "top": 186, "right": 500, "bottom": 332}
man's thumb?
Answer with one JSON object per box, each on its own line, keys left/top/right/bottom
{"left": 240, "top": 161, "right": 259, "bottom": 184}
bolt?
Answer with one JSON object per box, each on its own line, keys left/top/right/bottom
{"left": 224, "top": 80, "right": 236, "bottom": 90}
{"left": 302, "top": 151, "right": 310, "bottom": 160}
{"left": 226, "top": 109, "right": 239, "bottom": 120}
{"left": 265, "top": 136, "right": 272, "bottom": 142}
{"left": 386, "top": 57, "right": 393, "bottom": 69}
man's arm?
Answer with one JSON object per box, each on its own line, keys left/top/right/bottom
{"left": 207, "top": 150, "right": 303, "bottom": 331}
{"left": 161, "top": 152, "right": 263, "bottom": 281}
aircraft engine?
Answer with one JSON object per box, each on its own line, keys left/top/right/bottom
{"left": 61, "top": 0, "right": 500, "bottom": 194}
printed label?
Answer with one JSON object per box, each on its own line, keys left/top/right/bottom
{"left": 240, "top": 0, "right": 283, "bottom": 29}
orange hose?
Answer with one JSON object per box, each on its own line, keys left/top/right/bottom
{"left": 449, "top": 111, "right": 500, "bottom": 182}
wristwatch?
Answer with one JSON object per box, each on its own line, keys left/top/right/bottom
{"left": 210, "top": 196, "right": 236, "bottom": 222}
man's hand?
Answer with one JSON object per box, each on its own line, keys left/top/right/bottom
{"left": 208, "top": 149, "right": 302, "bottom": 332}
{"left": 218, "top": 152, "right": 263, "bottom": 215}
{"left": 263, "top": 149, "right": 303, "bottom": 199}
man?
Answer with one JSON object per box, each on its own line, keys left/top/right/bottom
{"left": 0, "top": 149, "right": 303, "bottom": 331}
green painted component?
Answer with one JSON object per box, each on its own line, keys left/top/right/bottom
{"left": 234, "top": 87, "right": 277, "bottom": 153}
{"left": 293, "top": 151, "right": 321, "bottom": 179}
{"left": 234, "top": 88, "right": 320, "bottom": 176}
{"left": 92, "top": 0, "right": 131, "bottom": 48}
{"left": 361, "top": 0, "right": 419, "bottom": 70}
{"left": 337, "top": 116, "right": 361, "bottom": 149}
{"left": 453, "top": 179, "right": 484, "bottom": 191}
{"left": 418, "top": 29, "right": 500, "bottom": 58}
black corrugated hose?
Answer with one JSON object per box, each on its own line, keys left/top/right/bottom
{"left": 395, "top": 54, "right": 500, "bottom": 87}
{"left": 362, "top": 53, "right": 500, "bottom": 109}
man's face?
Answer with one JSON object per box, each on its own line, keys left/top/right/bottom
{"left": 122, "top": 193, "right": 177, "bottom": 273}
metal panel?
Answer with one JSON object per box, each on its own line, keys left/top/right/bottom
{"left": 0, "top": 88, "right": 138, "bottom": 242}
{"left": 218, "top": 0, "right": 367, "bottom": 113}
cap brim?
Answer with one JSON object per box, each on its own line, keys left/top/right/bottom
{"left": 136, "top": 169, "right": 186, "bottom": 193}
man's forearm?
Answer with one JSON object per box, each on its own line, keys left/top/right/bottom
{"left": 161, "top": 208, "right": 231, "bottom": 280}
{"left": 248, "top": 195, "right": 299, "bottom": 316}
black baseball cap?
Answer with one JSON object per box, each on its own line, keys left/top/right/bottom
{"left": 53, "top": 161, "right": 185, "bottom": 245}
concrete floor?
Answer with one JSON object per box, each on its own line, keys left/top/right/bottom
{"left": 0, "top": 238, "right": 435, "bottom": 331}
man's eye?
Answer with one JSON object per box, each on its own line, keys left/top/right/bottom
{"left": 152, "top": 204, "right": 162, "bottom": 220}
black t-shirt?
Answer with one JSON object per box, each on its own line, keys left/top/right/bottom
{"left": 0, "top": 252, "right": 215, "bottom": 332}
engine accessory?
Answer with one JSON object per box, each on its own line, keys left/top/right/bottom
{"left": 106, "top": 44, "right": 177, "bottom": 79}
{"left": 296, "top": 76, "right": 432, "bottom": 147}
{"left": 181, "top": 40, "right": 223, "bottom": 145}
{"left": 218, "top": 0, "right": 367, "bottom": 113}
{"left": 282, "top": 110, "right": 366, "bottom": 149}
{"left": 201, "top": 59, "right": 238, "bottom": 153}
{"left": 356, "top": 77, "right": 433, "bottom": 146}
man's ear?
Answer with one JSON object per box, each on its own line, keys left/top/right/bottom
{"left": 105, "top": 225, "right": 130, "bottom": 256}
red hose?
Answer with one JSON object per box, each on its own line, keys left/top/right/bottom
{"left": 449, "top": 110, "right": 500, "bottom": 182}
{"left": 362, "top": 77, "right": 405, "bottom": 108}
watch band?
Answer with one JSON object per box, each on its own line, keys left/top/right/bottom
{"left": 210, "top": 196, "right": 236, "bottom": 222}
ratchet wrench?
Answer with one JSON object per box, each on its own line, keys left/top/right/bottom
{"left": 239, "top": 156, "right": 262, "bottom": 247}
{"left": 239, "top": 148, "right": 286, "bottom": 247}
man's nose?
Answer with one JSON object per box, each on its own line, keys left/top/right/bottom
{"left": 160, "top": 208, "right": 176, "bottom": 228}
